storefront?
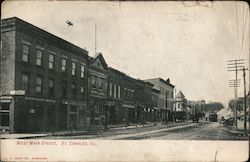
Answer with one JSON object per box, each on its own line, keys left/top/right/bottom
{"left": 1, "top": 96, "right": 87, "bottom": 133}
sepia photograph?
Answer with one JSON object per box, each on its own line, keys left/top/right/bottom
{"left": 0, "top": 0, "right": 249, "bottom": 161}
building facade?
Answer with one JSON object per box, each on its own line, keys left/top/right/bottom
{"left": 88, "top": 53, "right": 108, "bottom": 126}
{"left": 1, "top": 17, "right": 180, "bottom": 133}
{"left": 175, "top": 91, "right": 188, "bottom": 121}
{"left": 0, "top": 17, "right": 89, "bottom": 132}
{"left": 145, "top": 78, "right": 175, "bottom": 122}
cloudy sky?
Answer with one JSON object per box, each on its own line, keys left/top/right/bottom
{"left": 2, "top": 1, "right": 249, "bottom": 106}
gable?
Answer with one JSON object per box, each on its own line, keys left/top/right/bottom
{"left": 92, "top": 57, "right": 105, "bottom": 70}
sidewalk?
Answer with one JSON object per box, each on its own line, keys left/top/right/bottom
{"left": 0, "top": 121, "right": 190, "bottom": 139}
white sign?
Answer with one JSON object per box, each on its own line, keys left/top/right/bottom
{"left": 10, "top": 90, "right": 25, "bottom": 96}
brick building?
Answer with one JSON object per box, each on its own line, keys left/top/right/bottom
{"left": 88, "top": 53, "right": 108, "bottom": 125}
{"left": 144, "top": 78, "right": 175, "bottom": 122}
{"left": 0, "top": 17, "right": 89, "bottom": 132}
{"left": 106, "top": 67, "right": 136, "bottom": 125}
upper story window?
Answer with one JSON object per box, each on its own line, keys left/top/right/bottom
{"left": 114, "top": 84, "right": 117, "bottom": 98}
{"left": 91, "top": 75, "right": 97, "bottom": 89}
{"left": 118, "top": 85, "right": 120, "bottom": 99}
{"left": 80, "top": 86, "right": 84, "bottom": 97}
{"left": 72, "top": 62, "right": 76, "bottom": 75}
{"left": 81, "top": 65, "right": 85, "bottom": 78}
{"left": 98, "top": 78, "right": 104, "bottom": 91}
{"left": 109, "top": 83, "right": 112, "bottom": 97}
{"left": 36, "top": 49, "right": 43, "bottom": 66}
{"left": 61, "top": 80, "right": 67, "bottom": 98}
{"left": 49, "top": 53, "right": 55, "bottom": 70}
{"left": 22, "top": 73, "right": 29, "bottom": 92}
{"left": 124, "top": 88, "right": 127, "bottom": 97}
{"left": 71, "top": 83, "right": 76, "bottom": 98}
{"left": 131, "top": 89, "right": 134, "bottom": 98}
{"left": 22, "top": 44, "right": 29, "bottom": 62}
{"left": 36, "top": 76, "right": 42, "bottom": 93}
{"left": 61, "top": 58, "right": 67, "bottom": 72}
{"left": 48, "top": 79, "right": 54, "bottom": 97}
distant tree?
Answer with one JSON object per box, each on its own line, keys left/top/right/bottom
{"left": 228, "top": 99, "right": 243, "bottom": 112}
{"left": 204, "top": 102, "right": 224, "bottom": 112}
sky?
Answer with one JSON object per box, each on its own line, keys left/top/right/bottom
{"left": 2, "top": 1, "right": 249, "bottom": 107}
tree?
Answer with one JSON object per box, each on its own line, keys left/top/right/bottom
{"left": 204, "top": 102, "right": 224, "bottom": 112}
{"left": 228, "top": 99, "right": 243, "bottom": 112}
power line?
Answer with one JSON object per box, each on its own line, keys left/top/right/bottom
{"left": 240, "top": 7, "right": 249, "bottom": 55}
{"left": 227, "top": 59, "right": 246, "bottom": 129}
{"left": 235, "top": 1, "right": 240, "bottom": 49}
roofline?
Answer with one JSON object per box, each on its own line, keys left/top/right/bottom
{"left": 1, "top": 17, "right": 88, "bottom": 57}
{"left": 145, "top": 77, "right": 175, "bottom": 88}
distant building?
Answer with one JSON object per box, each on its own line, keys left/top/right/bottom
{"left": 144, "top": 78, "right": 175, "bottom": 122}
{"left": 175, "top": 91, "right": 188, "bottom": 121}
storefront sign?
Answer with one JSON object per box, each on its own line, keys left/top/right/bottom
{"left": 122, "top": 104, "right": 135, "bottom": 108}
{"left": 0, "top": 99, "right": 12, "bottom": 103}
{"left": 25, "top": 97, "right": 56, "bottom": 103}
{"left": 10, "top": 90, "right": 25, "bottom": 96}
{"left": 0, "top": 96, "right": 13, "bottom": 100}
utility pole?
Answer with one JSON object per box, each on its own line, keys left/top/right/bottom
{"left": 242, "top": 67, "right": 248, "bottom": 136}
{"left": 227, "top": 59, "right": 245, "bottom": 129}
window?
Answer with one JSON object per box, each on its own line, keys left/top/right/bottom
{"left": 22, "top": 44, "right": 29, "bottom": 62}
{"left": 131, "top": 90, "right": 134, "bottom": 98}
{"left": 81, "top": 65, "right": 85, "bottom": 78}
{"left": 22, "top": 74, "right": 29, "bottom": 92}
{"left": 114, "top": 84, "right": 116, "bottom": 98}
{"left": 109, "top": 83, "right": 112, "bottom": 97}
{"left": 36, "top": 49, "right": 43, "bottom": 66}
{"left": 91, "top": 76, "right": 97, "bottom": 89}
{"left": 61, "top": 58, "right": 67, "bottom": 72}
{"left": 36, "top": 76, "right": 42, "bottom": 93}
{"left": 124, "top": 88, "right": 127, "bottom": 97}
{"left": 118, "top": 85, "right": 120, "bottom": 99}
{"left": 71, "top": 83, "right": 76, "bottom": 98}
{"left": 72, "top": 62, "right": 76, "bottom": 75}
{"left": 62, "top": 81, "right": 67, "bottom": 98}
{"left": 98, "top": 78, "right": 103, "bottom": 91}
{"left": 49, "top": 53, "right": 55, "bottom": 70}
{"left": 80, "top": 86, "right": 84, "bottom": 97}
{"left": 48, "top": 79, "right": 54, "bottom": 97}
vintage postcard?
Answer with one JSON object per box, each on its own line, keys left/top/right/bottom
{"left": 0, "top": 1, "right": 249, "bottom": 161}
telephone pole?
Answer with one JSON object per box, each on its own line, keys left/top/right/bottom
{"left": 242, "top": 67, "right": 248, "bottom": 136}
{"left": 227, "top": 59, "right": 245, "bottom": 129}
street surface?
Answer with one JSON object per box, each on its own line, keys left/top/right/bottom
{"left": 44, "top": 121, "right": 249, "bottom": 140}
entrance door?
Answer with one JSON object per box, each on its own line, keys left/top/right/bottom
{"left": 59, "top": 104, "right": 67, "bottom": 130}
{"left": 0, "top": 103, "right": 10, "bottom": 128}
